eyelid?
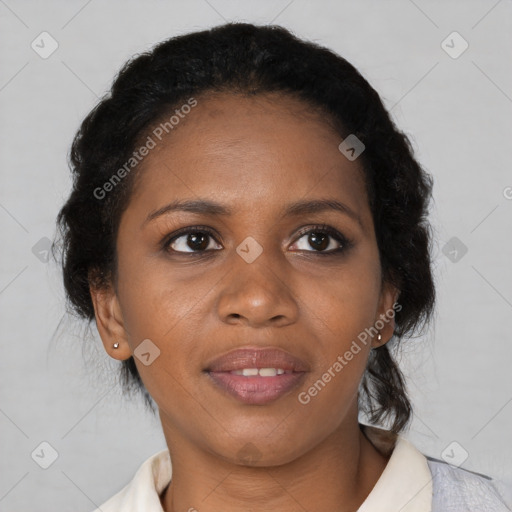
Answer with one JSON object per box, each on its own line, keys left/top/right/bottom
{"left": 294, "top": 223, "right": 344, "bottom": 240}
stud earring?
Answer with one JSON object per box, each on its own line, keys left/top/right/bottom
{"left": 376, "top": 331, "right": 382, "bottom": 343}
{"left": 113, "top": 342, "right": 119, "bottom": 349}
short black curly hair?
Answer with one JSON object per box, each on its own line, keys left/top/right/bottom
{"left": 52, "top": 22, "right": 435, "bottom": 434}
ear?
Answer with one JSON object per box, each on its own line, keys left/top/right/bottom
{"left": 89, "top": 282, "right": 132, "bottom": 361}
{"left": 372, "top": 280, "right": 400, "bottom": 349}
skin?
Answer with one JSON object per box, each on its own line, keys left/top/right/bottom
{"left": 90, "top": 92, "right": 400, "bottom": 512}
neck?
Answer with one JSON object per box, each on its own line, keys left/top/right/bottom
{"left": 159, "top": 417, "right": 391, "bottom": 512}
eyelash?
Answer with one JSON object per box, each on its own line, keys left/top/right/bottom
{"left": 161, "top": 224, "right": 353, "bottom": 257}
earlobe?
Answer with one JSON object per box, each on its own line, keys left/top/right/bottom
{"left": 89, "top": 283, "right": 132, "bottom": 361}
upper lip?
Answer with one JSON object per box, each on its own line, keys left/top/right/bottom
{"left": 205, "top": 346, "right": 309, "bottom": 373}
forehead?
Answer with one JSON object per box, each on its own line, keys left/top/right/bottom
{"left": 125, "top": 92, "right": 371, "bottom": 228}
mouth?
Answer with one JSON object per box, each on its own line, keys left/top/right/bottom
{"left": 204, "top": 347, "right": 309, "bottom": 405}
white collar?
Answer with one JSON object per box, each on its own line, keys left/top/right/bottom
{"left": 95, "top": 425, "right": 432, "bottom": 512}
{"left": 358, "top": 425, "right": 432, "bottom": 511}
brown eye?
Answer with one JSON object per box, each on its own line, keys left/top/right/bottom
{"left": 292, "top": 225, "right": 350, "bottom": 254}
{"left": 164, "top": 227, "right": 222, "bottom": 253}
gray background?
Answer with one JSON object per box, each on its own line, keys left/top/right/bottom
{"left": 1, "top": 0, "right": 511, "bottom": 510}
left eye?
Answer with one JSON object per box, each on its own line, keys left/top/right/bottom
{"left": 292, "top": 225, "right": 348, "bottom": 253}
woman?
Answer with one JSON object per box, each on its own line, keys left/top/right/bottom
{"left": 52, "top": 22, "right": 510, "bottom": 512}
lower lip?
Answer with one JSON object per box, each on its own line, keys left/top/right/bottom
{"left": 206, "top": 371, "right": 306, "bottom": 405}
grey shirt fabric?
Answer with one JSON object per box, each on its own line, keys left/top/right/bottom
{"left": 427, "top": 457, "right": 511, "bottom": 511}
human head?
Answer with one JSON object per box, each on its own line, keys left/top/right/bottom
{"left": 52, "top": 22, "right": 435, "bottom": 435}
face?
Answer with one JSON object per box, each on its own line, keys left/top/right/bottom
{"left": 91, "top": 92, "right": 398, "bottom": 466}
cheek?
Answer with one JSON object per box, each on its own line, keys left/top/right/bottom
{"left": 300, "top": 274, "right": 376, "bottom": 398}
{"left": 114, "top": 259, "right": 206, "bottom": 406}
{"left": 116, "top": 248, "right": 205, "bottom": 342}
{"left": 293, "top": 296, "right": 374, "bottom": 440}
{"left": 296, "top": 251, "right": 380, "bottom": 404}
{"left": 304, "top": 258, "right": 381, "bottom": 345}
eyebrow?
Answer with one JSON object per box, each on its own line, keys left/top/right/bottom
{"left": 142, "top": 198, "right": 363, "bottom": 229}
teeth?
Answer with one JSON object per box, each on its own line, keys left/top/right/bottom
{"left": 229, "top": 368, "right": 287, "bottom": 377}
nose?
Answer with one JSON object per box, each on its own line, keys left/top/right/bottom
{"left": 215, "top": 247, "right": 299, "bottom": 328}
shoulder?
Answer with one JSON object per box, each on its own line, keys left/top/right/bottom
{"left": 426, "top": 456, "right": 511, "bottom": 512}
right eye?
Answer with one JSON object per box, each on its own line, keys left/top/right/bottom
{"left": 163, "top": 226, "right": 222, "bottom": 254}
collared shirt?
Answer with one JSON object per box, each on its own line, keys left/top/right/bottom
{"left": 91, "top": 424, "right": 510, "bottom": 512}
